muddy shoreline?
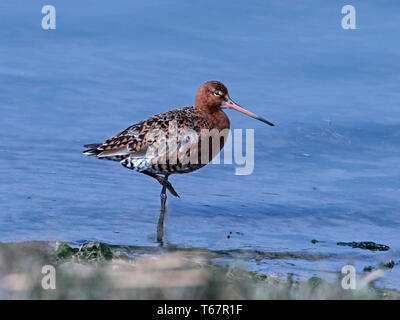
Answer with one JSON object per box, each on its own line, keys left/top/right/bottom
{"left": 0, "top": 241, "right": 398, "bottom": 299}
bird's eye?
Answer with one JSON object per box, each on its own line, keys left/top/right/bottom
{"left": 214, "top": 91, "right": 220, "bottom": 96}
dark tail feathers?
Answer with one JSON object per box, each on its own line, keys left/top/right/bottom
{"left": 83, "top": 143, "right": 101, "bottom": 156}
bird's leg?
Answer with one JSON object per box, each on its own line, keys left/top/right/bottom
{"left": 141, "top": 171, "right": 180, "bottom": 198}
{"left": 160, "top": 183, "right": 167, "bottom": 212}
{"left": 140, "top": 171, "right": 179, "bottom": 245}
{"left": 157, "top": 182, "right": 167, "bottom": 244}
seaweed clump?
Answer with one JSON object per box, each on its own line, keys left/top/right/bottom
{"left": 54, "top": 241, "right": 113, "bottom": 263}
{"left": 337, "top": 241, "right": 390, "bottom": 251}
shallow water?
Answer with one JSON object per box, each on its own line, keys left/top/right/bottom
{"left": 1, "top": 1, "right": 400, "bottom": 288}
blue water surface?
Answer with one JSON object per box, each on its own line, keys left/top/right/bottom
{"left": 0, "top": 1, "right": 399, "bottom": 288}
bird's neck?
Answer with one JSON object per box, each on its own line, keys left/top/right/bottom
{"left": 196, "top": 104, "right": 230, "bottom": 131}
{"left": 212, "top": 109, "right": 230, "bottom": 131}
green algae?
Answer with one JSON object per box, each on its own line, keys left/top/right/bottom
{"left": 54, "top": 241, "right": 113, "bottom": 263}
{"left": 364, "top": 259, "right": 399, "bottom": 273}
{"left": 54, "top": 241, "right": 76, "bottom": 261}
{"left": 75, "top": 242, "right": 114, "bottom": 262}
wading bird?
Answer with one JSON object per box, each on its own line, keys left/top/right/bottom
{"left": 83, "top": 81, "right": 274, "bottom": 243}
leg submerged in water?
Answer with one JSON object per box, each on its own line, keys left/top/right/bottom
{"left": 157, "top": 184, "right": 167, "bottom": 244}
{"left": 140, "top": 171, "right": 179, "bottom": 244}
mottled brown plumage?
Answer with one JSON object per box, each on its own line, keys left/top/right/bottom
{"left": 83, "top": 81, "right": 236, "bottom": 176}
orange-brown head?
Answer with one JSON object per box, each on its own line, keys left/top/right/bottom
{"left": 194, "top": 81, "right": 274, "bottom": 126}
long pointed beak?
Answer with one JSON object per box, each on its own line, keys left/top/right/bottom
{"left": 222, "top": 98, "right": 275, "bottom": 126}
